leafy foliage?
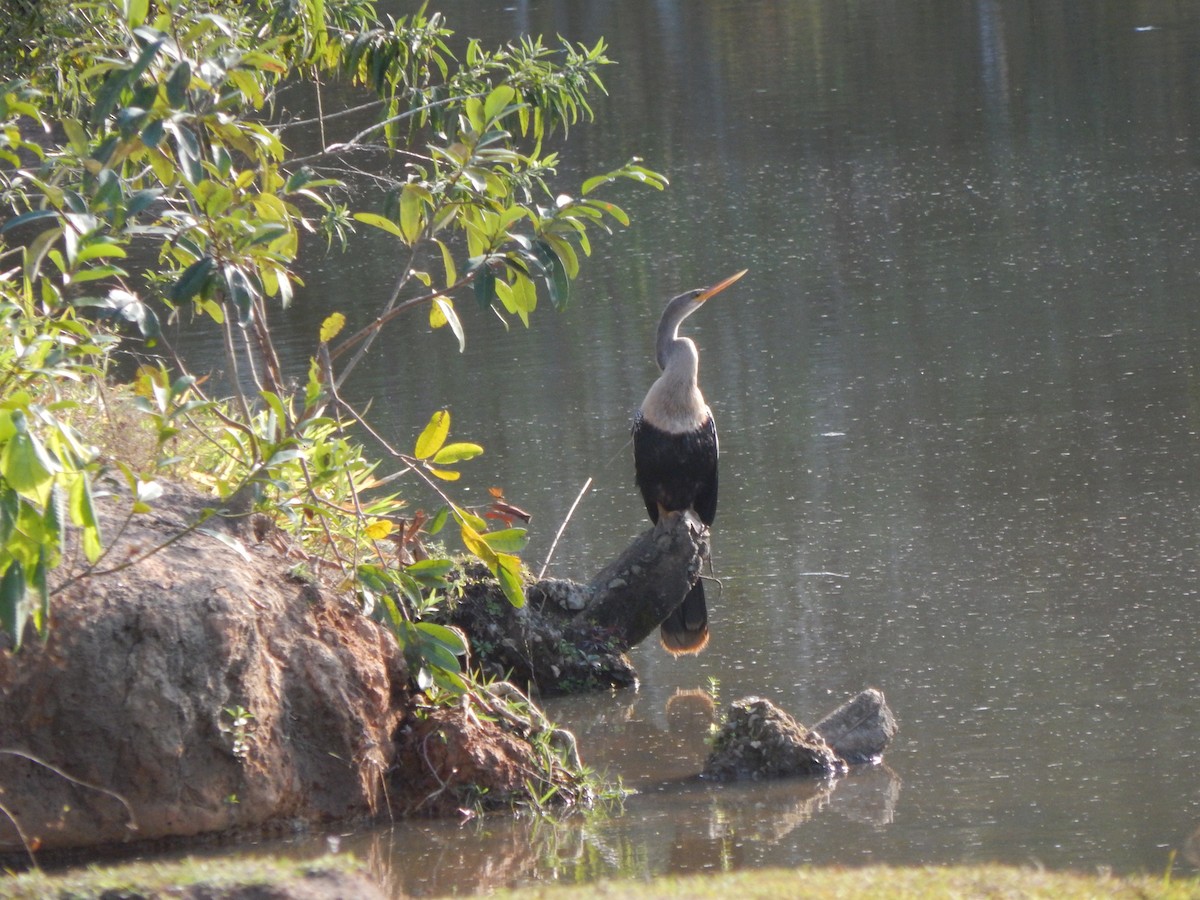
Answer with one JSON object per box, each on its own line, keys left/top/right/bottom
{"left": 0, "top": 0, "right": 664, "bottom": 723}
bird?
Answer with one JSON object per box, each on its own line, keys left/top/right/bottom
{"left": 632, "top": 269, "right": 747, "bottom": 655}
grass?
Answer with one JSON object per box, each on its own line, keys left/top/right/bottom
{"left": 0, "top": 853, "right": 376, "bottom": 899}
{"left": 2, "top": 859, "right": 1198, "bottom": 899}
{"left": 487, "top": 865, "right": 1200, "bottom": 900}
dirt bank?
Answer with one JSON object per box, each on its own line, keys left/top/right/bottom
{"left": 0, "top": 481, "right": 574, "bottom": 860}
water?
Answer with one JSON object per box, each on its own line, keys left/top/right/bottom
{"left": 180, "top": 0, "right": 1200, "bottom": 890}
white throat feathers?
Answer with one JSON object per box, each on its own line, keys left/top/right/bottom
{"left": 640, "top": 336, "right": 710, "bottom": 432}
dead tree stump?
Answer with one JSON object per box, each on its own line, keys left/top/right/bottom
{"left": 571, "top": 510, "right": 708, "bottom": 649}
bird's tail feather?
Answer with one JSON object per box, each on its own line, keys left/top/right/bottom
{"left": 660, "top": 580, "right": 709, "bottom": 656}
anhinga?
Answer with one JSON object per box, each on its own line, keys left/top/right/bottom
{"left": 632, "top": 270, "right": 747, "bottom": 655}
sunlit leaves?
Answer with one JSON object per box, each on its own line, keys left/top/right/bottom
{"left": 430, "top": 296, "right": 465, "bottom": 351}
{"left": 353, "top": 211, "right": 404, "bottom": 241}
{"left": 581, "top": 158, "right": 669, "bottom": 195}
{"left": 458, "top": 515, "right": 525, "bottom": 609}
{"left": 319, "top": 312, "right": 345, "bottom": 343}
{"left": 432, "top": 441, "right": 483, "bottom": 465}
{"left": 1, "top": 412, "right": 58, "bottom": 506}
{"left": 414, "top": 409, "right": 450, "bottom": 460}
{"left": 364, "top": 519, "right": 393, "bottom": 540}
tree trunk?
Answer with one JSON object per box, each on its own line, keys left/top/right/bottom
{"left": 572, "top": 510, "right": 708, "bottom": 650}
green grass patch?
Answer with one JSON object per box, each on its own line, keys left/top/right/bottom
{"left": 0, "top": 853, "right": 373, "bottom": 899}
{"left": 487, "top": 864, "right": 1200, "bottom": 900}
{"left": 5, "top": 859, "right": 1197, "bottom": 900}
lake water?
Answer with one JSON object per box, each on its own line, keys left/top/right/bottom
{"left": 183, "top": 0, "right": 1200, "bottom": 892}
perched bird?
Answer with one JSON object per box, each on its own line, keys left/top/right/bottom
{"left": 633, "top": 270, "right": 747, "bottom": 654}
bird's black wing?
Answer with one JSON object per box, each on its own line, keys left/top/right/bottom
{"left": 692, "top": 412, "right": 718, "bottom": 526}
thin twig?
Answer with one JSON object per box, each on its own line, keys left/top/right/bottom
{"left": 279, "top": 97, "right": 385, "bottom": 132}
{"left": 0, "top": 748, "right": 139, "bottom": 852}
{"left": 537, "top": 478, "right": 592, "bottom": 580}
{"left": 287, "top": 93, "right": 484, "bottom": 167}
{"left": 0, "top": 797, "right": 36, "bottom": 868}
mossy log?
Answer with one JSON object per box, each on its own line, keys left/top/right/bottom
{"left": 444, "top": 512, "right": 707, "bottom": 695}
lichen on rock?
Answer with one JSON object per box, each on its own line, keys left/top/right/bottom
{"left": 703, "top": 697, "right": 846, "bottom": 782}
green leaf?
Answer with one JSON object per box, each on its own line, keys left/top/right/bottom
{"left": 123, "top": 0, "right": 150, "bottom": 28}
{"left": 171, "top": 256, "right": 215, "bottom": 302}
{"left": 166, "top": 61, "right": 191, "bottom": 108}
{"left": 399, "top": 185, "right": 424, "bottom": 244}
{"left": 426, "top": 506, "right": 449, "bottom": 535}
{"left": 170, "top": 121, "right": 203, "bottom": 183}
{"left": 534, "top": 239, "right": 570, "bottom": 311}
{"left": 458, "top": 520, "right": 496, "bottom": 565}
{"left": 481, "top": 527, "right": 528, "bottom": 553}
{"left": 432, "top": 442, "right": 482, "bottom": 465}
{"left": 0, "top": 487, "right": 16, "bottom": 545}
{"left": 484, "top": 85, "right": 517, "bottom": 124}
{"left": 496, "top": 553, "right": 526, "bottom": 608}
{"left": 414, "top": 410, "right": 450, "bottom": 460}
{"left": 69, "top": 474, "right": 102, "bottom": 563}
{"left": 0, "top": 559, "right": 27, "bottom": 648}
{"left": 510, "top": 272, "right": 537, "bottom": 326}
{"left": 473, "top": 264, "right": 496, "bottom": 310}
{"left": 1, "top": 427, "right": 58, "bottom": 503}
{"left": 415, "top": 621, "right": 468, "bottom": 658}
{"left": 91, "top": 68, "right": 133, "bottom": 127}
{"left": 24, "top": 227, "right": 62, "bottom": 281}
{"left": 74, "top": 242, "right": 127, "bottom": 264}
{"left": 431, "top": 667, "right": 469, "bottom": 696}
{"left": 33, "top": 546, "right": 49, "bottom": 637}
{"left": 353, "top": 212, "right": 404, "bottom": 241}
{"left": 435, "top": 239, "right": 457, "bottom": 288}
{"left": 587, "top": 199, "right": 630, "bottom": 226}
{"left": 223, "top": 265, "right": 257, "bottom": 326}
{"left": 2, "top": 209, "right": 60, "bottom": 233}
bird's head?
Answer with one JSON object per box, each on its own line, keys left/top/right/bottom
{"left": 692, "top": 269, "right": 748, "bottom": 306}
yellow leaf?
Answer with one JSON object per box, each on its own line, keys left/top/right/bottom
{"left": 365, "top": 520, "right": 393, "bottom": 540}
{"left": 319, "top": 312, "right": 345, "bottom": 343}
{"left": 414, "top": 409, "right": 450, "bottom": 459}
{"left": 429, "top": 467, "right": 461, "bottom": 481}
{"left": 459, "top": 521, "right": 497, "bottom": 565}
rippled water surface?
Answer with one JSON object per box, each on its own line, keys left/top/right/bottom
{"left": 182, "top": 0, "right": 1200, "bottom": 891}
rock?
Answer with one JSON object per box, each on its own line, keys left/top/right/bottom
{"left": 702, "top": 697, "right": 845, "bottom": 782}
{"left": 0, "top": 483, "right": 408, "bottom": 855}
{"left": 811, "top": 687, "right": 898, "bottom": 763}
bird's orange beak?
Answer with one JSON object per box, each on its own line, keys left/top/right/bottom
{"left": 696, "top": 269, "right": 748, "bottom": 304}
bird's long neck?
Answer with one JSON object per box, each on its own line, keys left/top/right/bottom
{"left": 642, "top": 334, "right": 708, "bottom": 432}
